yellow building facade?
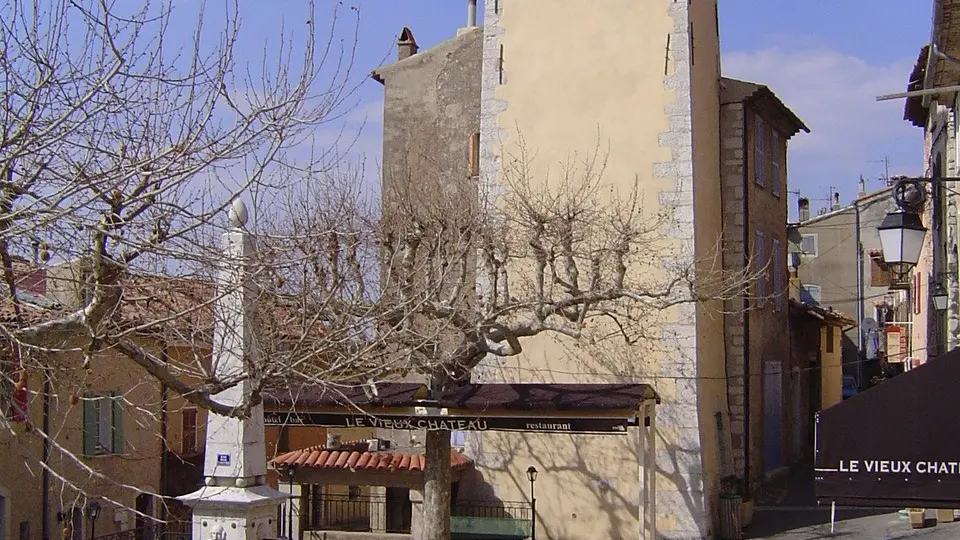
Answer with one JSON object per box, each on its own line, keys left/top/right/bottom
{"left": 466, "top": 1, "right": 727, "bottom": 538}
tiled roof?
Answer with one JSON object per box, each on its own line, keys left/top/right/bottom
{"left": 720, "top": 77, "right": 809, "bottom": 137}
{"left": 264, "top": 382, "right": 660, "bottom": 409}
{"left": 789, "top": 298, "right": 856, "bottom": 328}
{"left": 272, "top": 446, "right": 472, "bottom": 472}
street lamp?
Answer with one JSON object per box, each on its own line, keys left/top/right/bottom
{"left": 933, "top": 283, "right": 949, "bottom": 311}
{"left": 85, "top": 501, "right": 102, "bottom": 540}
{"left": 526, "top": 466, "right": 538, "bottom": 540}
{"left": 877, "top": 210, "right": 927, "bottom": 279}
{"left": 878, "top": 178, "right": 928, "bottom": 279}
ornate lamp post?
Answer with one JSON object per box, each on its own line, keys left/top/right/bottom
{"left": 85, "top": 501, "right": 101, "bottom": 540}
{"left": 526, "top": 466, "right": 538, "bottom": 540}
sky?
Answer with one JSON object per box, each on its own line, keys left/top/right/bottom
{"left": 212, "top": 0, "right": 933, "bottom": 220}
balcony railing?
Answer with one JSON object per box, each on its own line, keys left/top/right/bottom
{"left": 93, "top": 522, "right": 190, "bottom": 540}
{"left": 305, "top": 492, "right": 532, "bottom": 538}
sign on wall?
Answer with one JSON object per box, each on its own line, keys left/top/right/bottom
{"left": 886, "top": 326, "right": 905, "bottom": 363}
{"left": 264, "top": 411, "right": 633, "bottom": 434}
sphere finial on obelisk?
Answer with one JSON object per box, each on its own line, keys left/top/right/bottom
{"left": 228, "top": 198, "right": 248, "bottom": 229}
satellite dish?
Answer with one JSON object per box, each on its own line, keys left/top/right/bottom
{"left": 862, "top": 318, "right": 879, "bottom": 335}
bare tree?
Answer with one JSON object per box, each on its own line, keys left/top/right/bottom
{"left": 263, "top": 136, "right": 764, "bottom": 540}
{"left": 0, "top": 3, "right": 763, "bottom": 537}
{"left": 0, "top": 0, "right": 371, "bottom": 526}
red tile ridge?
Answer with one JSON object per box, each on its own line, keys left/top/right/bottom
{"left": 272, "top": 445, "right": 472, "bottom": 472}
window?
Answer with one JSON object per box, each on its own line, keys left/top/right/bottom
{"left": 755, "top": 231, "right": 766, "bottom": 306}
{"left": 800, "top": 284, "right": 822, "bottom": 305}
{"left": 348, "top": 486, "right": 361, "bottom": 500}
{"left": 82, "top": 393, "right": 123, "bottom": 456}
{"left": 754, "top": 116, "right": 765, "bottom": 186}
{"left": 182, "top": 408, "right": 198, "bottom": 455}
{"left": 826, "top": 327, "right": 835, "bottom": 353}
{"left": 773, "top": 238, "right": 783, "bottom": 311}
{"left": 799, "top": 234, "right": 818, "bottom": 257}
{"left": 771, "top": 131, "right": 781, "bottom": 197}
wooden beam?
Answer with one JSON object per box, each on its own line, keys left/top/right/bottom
{"left": 876, "top": 84, "right": 960, "bottom": 101}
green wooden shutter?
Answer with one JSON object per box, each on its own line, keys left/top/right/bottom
{"left": 82, "top": 396, "right": 96, "bottom": 457}
{"left": 111, "top": 392, "right": 124, "bottom": 454}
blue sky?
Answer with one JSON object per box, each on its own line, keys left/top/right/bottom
{"left": 217, "top": 1, "right": 932, "bottom": 219}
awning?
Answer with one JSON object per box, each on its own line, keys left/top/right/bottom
{"left": 815, "top": 348, "right": 960, "bottom": 508}
{"left": 263, "top": 382, "right": 659, "bottom": 435}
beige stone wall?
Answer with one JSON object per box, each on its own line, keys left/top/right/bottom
{"left": 475, "top": 1, "right": 721, "bottom": 538}
{"left": 688, "top": 3, "right": 726, "bottom": 530}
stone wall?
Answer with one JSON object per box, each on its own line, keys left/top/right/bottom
{"left": 720, "top": 101, "right": 747, "bottom": 478}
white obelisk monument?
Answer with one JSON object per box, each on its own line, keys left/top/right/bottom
{"left": 179, "top": 200, "right": 286, "bottom": 540}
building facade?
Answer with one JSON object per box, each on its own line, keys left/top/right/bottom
{"left": 718, "top": 77, "right": 808, "bottom": 487}
{"left": 369, "top": 1, "right": 774, "bottom": 538}
{"left": 903, "top": 0, "right": 960, "bottom": 361}
{"left": 473, "top": 2, "right": 724, "bottom": 538}
{"left": 789, "top": 188, "right": 919, "bottom": 388}
{"left": 0, "top": 262, "right": 165, "bottom": 540}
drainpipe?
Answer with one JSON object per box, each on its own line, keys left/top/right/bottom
{"left": 741, "top": 109, "right": 752, "bottom": 498}
{"left": 42, "top": 368, "right": 51, "bottom": 540}
{"left": 854, "top": 203, "right": 865, "bottom": 390}
{"left": 160, "top": 346, "right": 169, "bottom": 522}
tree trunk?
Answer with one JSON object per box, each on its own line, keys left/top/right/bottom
{"left": 422, "top": 428, "right": 452, "bottom": 540}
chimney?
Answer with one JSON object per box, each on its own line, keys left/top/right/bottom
{"left": 832, "top": 191, "right": 841, "bottom": 211}
{"left": 397, "top": 27, "right": 418, "bottom": 60}
{"left": 798, "top": 197, "right": 810, "bottom": 222}
{"left": 467, "top": 0, "right": 477, "bottom": 27}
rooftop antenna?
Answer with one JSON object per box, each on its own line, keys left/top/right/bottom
{"left": 868, "top": 156, "right": 891, "bottom": 185}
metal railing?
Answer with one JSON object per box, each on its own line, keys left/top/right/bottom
{"left": 93, "top": 522, "right": 190, "bottom": 540}
{"left": 452, "top": 500, "right": 532, "bottom": 521}
{"left": 308, "top": 494, "right": 398, "bottom": 533}
{"left": 305, "top": 492, "right": 532, "bottom": 535}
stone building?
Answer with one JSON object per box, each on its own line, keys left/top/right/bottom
{"left": 718, "top": 77, "right": 808, "bottom": 487}
{"left": 902, "top": 0, "right": 960, "bottom": 362}
{"left": 360, "top": 1, "right": 810, "bottom": 538}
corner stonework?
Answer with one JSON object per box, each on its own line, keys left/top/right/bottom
{"left": 652, "top": 2, "right": 711, "bottom": 539}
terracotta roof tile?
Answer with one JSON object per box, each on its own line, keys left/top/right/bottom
{"left": 272, "top": 446, "right": 472, "bottom": 472}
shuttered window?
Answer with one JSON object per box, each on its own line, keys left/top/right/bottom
{"left": 83, "top": 393, "right": 123, "bottom": 456}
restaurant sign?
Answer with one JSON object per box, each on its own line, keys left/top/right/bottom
{"left": 264, "top": 411, "right": 632, "bottom": 434}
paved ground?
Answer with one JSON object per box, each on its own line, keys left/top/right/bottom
{"left": 741, "top": 464, "right": 960, "bottom": 539}
{"left": 747, "top": 507, "right": 960, "bottom": 539}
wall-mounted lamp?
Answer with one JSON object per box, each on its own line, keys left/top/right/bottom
{"left": 932, "top": 283, "right": 949, "bottom": 311}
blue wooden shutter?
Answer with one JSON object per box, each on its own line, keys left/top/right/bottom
{"left": 111, "top": 392, "right": 124, "bottom": 454}
{"left": 82, "top": 396, "right": 96, "bottom": 457}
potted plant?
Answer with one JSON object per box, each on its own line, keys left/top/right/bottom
{"left": 908, "top": 508, "right": 925, "bottom": 528}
